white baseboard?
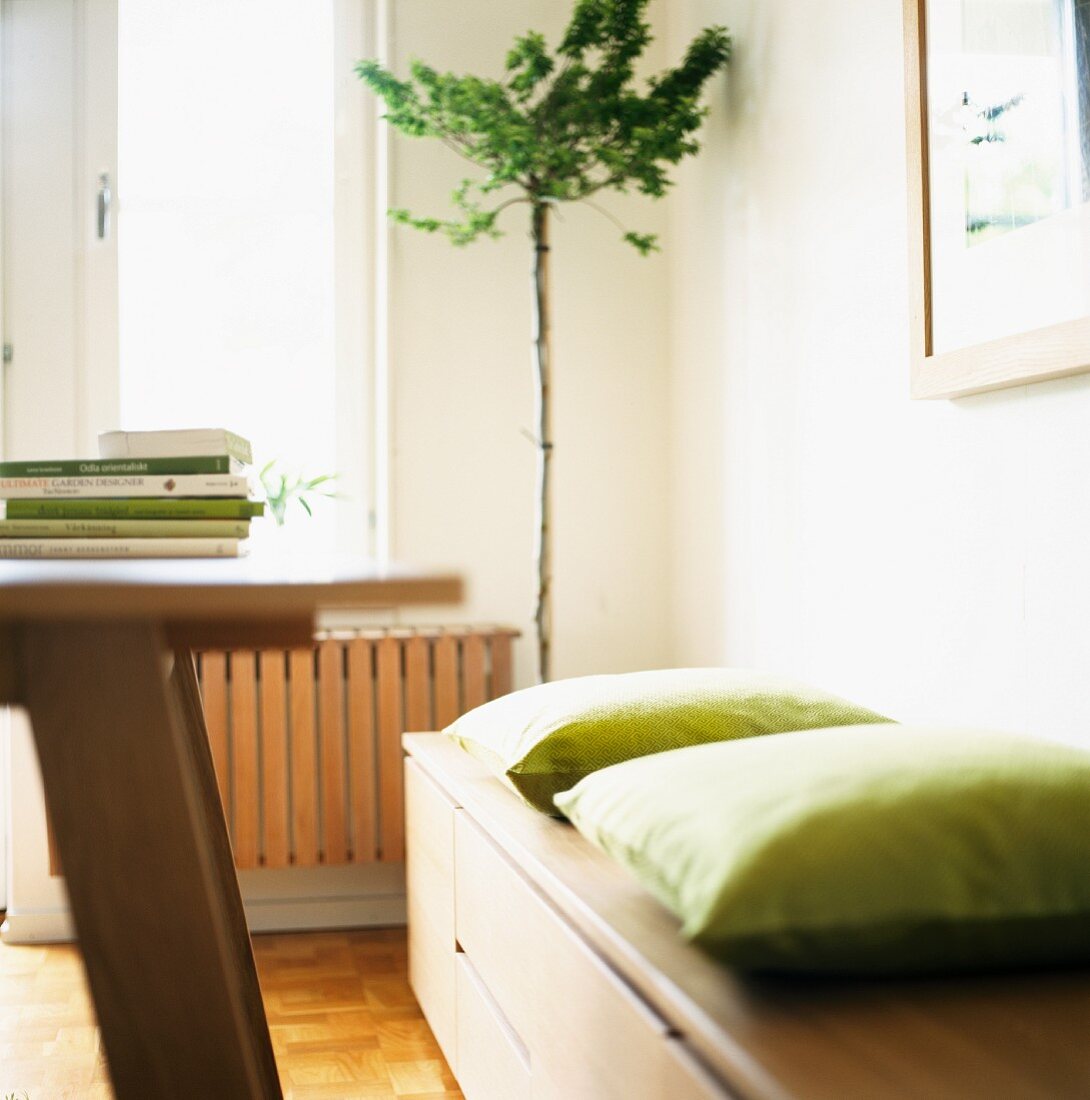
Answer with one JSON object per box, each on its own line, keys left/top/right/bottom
{"left": 3, "top": 860, "right": 407, "bottom": 943}
{"left": 245, "top": 893, "right": 406, "bottom": 933}
{"left": 1, "top": 907, "right": 76, "bottom": 944}
{"left": 0, "top": 894, "right": 407, "bottom": 944}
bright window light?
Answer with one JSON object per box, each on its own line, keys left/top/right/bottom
{"left": 118, "top": 0, "right": 345, "bottom": 548}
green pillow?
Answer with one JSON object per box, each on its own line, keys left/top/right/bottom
{"left": 555, "top": 725, "right": 1090, "bottom": 974}
{"left": 444, "top": 668, "right": 890, "bottom": 813}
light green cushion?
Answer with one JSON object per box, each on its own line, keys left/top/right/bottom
{"left": 444, "top": 668, "right": 890, "bottom": 814}
{"left": 555, "top": 725, "right": 1090, "bottom": 974}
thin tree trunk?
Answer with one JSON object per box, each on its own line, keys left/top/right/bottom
{"left": 530, "top": 202, "right": 553, "bottom": 683}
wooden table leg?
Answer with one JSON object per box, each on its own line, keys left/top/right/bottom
{"left": 18, "top": 621, "right": 282, "bottom": 1099}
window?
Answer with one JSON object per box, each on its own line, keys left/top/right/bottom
{"left": 117, "top": 0, "right": 379, "bottom": 553}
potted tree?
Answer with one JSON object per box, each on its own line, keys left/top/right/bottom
{"left": 358, "top": 0, "right": 730, "bottom": 682}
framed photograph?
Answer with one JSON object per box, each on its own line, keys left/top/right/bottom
{"left": 904, "top": 0, "right": 1090, "bottom": 398}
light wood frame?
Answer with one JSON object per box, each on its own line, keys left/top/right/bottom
{"left": 904, "top": 0, "right": 1090, "bottom": 399}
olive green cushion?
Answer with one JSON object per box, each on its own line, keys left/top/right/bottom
{"left": 444, "top": 668, "right": 890, "bottom": 814}
{"left": 555, "top": 725, "right": 1090, "bottom": 974}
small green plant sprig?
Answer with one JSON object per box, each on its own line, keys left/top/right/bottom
{"left": 259, "top": 462, "right": 338, "bottom": 527}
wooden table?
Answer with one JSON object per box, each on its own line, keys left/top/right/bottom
{"left": 0, "top": 556, "right": 461, "bottom": 1099}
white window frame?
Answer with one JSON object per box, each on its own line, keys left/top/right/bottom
{"left": 334, "top": 0, "right": 391, "bottom": 560}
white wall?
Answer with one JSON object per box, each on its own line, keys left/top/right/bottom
{"left": 1, "top": 0, "right": 112, "bottom": 942}
{"left": 667, "top": 0, "right": 1090, "bottom": 743}
{"left": 385, "top": 0, "right": 674, "bottom": 686}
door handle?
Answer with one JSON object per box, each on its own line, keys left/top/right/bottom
{"left": 96, "top": 172, "right": 112, "bottom": 240}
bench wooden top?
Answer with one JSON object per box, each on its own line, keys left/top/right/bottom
{"left": 405, "top": 732, "right": 1090, "bottom": 1100}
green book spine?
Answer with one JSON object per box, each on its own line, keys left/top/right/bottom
{"left": 0, "top": 473, "right": 249, "bottom": 499}
{"left": 0, "top": 455, "right": 243, "bottom": 477}
{"left": 0, "top": 537, "right": 245, "bottom": 559}
{"left": 5, "top": 498, "right": 265, "bottom": 520}
{"left": 0, "top": 518, "right": 250, "bottom": 538}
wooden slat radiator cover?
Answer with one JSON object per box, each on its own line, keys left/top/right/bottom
{"left": 47, "top": 626, "right": 518, "bottom": 876}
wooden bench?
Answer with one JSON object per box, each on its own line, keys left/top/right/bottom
{"left": 404, "top": 733, "right": 1090, "bottom": 1100}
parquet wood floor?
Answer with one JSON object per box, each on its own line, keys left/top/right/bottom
{"left": 0, "top": 926, "right": 463, "bottom": 1100}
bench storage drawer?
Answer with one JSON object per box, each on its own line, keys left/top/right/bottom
{"left": 405, "top": 760, "right": 457, "bottom": 1070}
{"left": 454, "top": 810, "right": 671, "bottom": 1100}
{"left": 455, "top": 953, "right": 532, "bottom": 1099}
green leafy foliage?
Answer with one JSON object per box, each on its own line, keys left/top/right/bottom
{"left": 356, "top": 0, "right": 730, "bottom": 250}
{"left": 259, "top": 462, "right": 339, "bottom": 527}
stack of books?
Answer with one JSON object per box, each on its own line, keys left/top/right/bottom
{"left": 0, "top": 428, "right": 264, "bottom": 558}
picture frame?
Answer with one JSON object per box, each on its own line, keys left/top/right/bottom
{"left": 904, "top": 0, "right": 1090, "bottom": 399}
